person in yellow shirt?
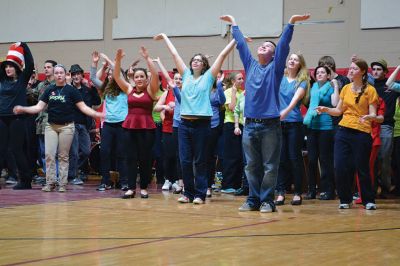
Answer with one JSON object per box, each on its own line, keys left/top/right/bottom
{"left": 316, "top": 58, "right": 379, "bottom": 210}
{"left": 221, "top": 72, "right": 245, "bottom": 193}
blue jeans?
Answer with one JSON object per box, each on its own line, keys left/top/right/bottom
{"left": 242, "top": 119, "right": 282, "bottom": 207}
{"left": 178, "top": 119, "right": 210, "bottom": 201}
{"left": 378, "top": 125, "right": 393, "bottom": 191}
{"left": 68, "top": 124, "right": 91, "bottom": 179}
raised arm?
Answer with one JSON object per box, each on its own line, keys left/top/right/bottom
{"left": 210, "top": 39, "right": 236, "bottom": 78}
{"left": 330, "top": 79, "right": 340, "bottom": 107}
{"left": 113, "top": 49, "right": 132, "bottom": 95}
{"left": 90, "top": 51, "right": 104, "bottom": 89}
{"left": 100, "top": 53, "right": 115, "bottom": 69}
{"left": 220, "top": 15, "right": 253, "bottom": 71}
{"left": 154, "top": 57, "right": 174, "bottom": 88}
{"left": 153, "top": 33, "right": 186, "bottom": 75}
{"left": 386, "top": 65, "right": 400, "bottom": 92}
{"left": 140, "top": 46, "right": 159, "bottom": 99}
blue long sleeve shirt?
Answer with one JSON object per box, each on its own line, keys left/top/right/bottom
{"left": 210, "top": 81, "right": 226, "bottom": 128}
{"left": 232, "top": 24, "right": 294, "bottom": 119}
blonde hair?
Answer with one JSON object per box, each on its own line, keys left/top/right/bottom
{"left": 285, "top": 53, "right": 311, "bottom": 105}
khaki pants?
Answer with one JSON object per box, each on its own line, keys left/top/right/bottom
{"left": 45, "top": 123, "right": 75, "bottom": 186}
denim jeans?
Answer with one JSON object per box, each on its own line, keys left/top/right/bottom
{"left": 242, "top": 119, "right": 281, "bottom": 207}
{"left": 178, "top": 119, "right": 210, "bottom": 201}
{"left": 276, "top": 122, "right": 305, "bottom": 195}
{"left": 68, "top": 124, "right": 91, "bottom": 179}
{"left": 335, "top": 127, "right": 374, "bottom": 205}
{"left": 378, "top": 125, "right": 394, "bottom": 191}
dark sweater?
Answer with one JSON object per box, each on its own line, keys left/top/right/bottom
{"left": 0, "top": 42, "right": 34, "bottom": 116}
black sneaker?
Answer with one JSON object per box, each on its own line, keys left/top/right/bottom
{"left": 13, "top": 182, "right": 32, "bottom": 190}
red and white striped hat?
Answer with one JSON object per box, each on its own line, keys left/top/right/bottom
{"left": 1, "top": 42, "right": 25, "bottom": 70}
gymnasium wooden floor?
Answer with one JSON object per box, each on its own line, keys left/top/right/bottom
{"left": 0, "top": 181, "right": 399, "bottom": 266}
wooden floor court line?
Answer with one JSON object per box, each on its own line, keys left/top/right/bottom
{"left": 4, "top": 219, "right": 279, "bottom": 266}
{"left": 61, "top": 201, "right": 278, "bottom": 220}
{"left": 2, "top": 226, "right": 400, "bottom": 242}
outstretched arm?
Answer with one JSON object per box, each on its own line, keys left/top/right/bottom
{"left": 140, "top": 46, "right": 159, "bottom": 99}
{"left": 113, "top": 49, "right": 133, "bottom": 95}
{"left": 14, "top": 101, "right": 47, "bottom": 115}
{"left": 288, "top": 13, "right": 311, "bottom": 24}
{"left": 316, "top": 99, "right": 344, "bottom": 117}
{"left": 210, "top": 39, "right": 236, "bottom": 78}
{"left": 153, "top": 33, "right": 186, "bottom": 75}
{"left": 76, "top": 101, "right": 105, "bottom": 119}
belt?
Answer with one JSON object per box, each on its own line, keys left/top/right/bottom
{"left": 246, "top": 117, "right": 280, "bottom": 125}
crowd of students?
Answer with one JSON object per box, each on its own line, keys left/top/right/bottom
{"left": 1, "top": 13, "right": 400, "bottom": 212}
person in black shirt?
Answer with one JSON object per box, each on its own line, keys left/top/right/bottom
{"left": 14, "top": 64, "right": 104, "bottom": 192}
{"left": 0, "top": 42, "right": 34, "bottom": 189}
{"left": 370, "top": 59, "right": 400, "bottom": 195}
{"left": 67, "top": 64, "right": 101, "bottom": 185}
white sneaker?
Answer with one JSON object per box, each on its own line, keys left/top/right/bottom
{"left": 162, "top": 180, "right": 172, "bottom": 190}
{"left": 338, "top": 203, "right": 352, "bottom": 209}
{"left": 172, "top": 181, "right": 182, "bottom": 193}
{"left": 193, "top": 197, "right": 204, "bottom": 204}
{"left": 365, "top": 203, "right": 377, "bottom": 210}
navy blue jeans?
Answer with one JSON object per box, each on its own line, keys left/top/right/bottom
{"left": 242, "top": 119, "right": 281, "bottom": 207}
{"left": 335, "top": 127, "right": 375, "bottom": 205}
{"left": 68, "top": 124, "right": 91, "bottom": 179}
{"left": 276, "top": 122, "right": 305, "bottom": 195}
{"left": 178, "top": 119, "right": 210, "bottom": 201}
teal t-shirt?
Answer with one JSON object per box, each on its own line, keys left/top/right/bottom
{"left": 180, "top": 68, "right": 215, "bottom": 117}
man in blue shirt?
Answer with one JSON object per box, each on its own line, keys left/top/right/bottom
{"left": 220, "top": 13, "right": 310, "bottom": 212}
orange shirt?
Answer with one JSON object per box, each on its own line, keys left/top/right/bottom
{"left": 339, "top": 83, "right": 378, "bottom": 133}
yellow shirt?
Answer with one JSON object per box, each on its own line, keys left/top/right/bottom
{"left": 224, "top": 87, "right": 243, "bottom": 123}
{"left": 339, "top": 83, "right": 378, "bottom": 133}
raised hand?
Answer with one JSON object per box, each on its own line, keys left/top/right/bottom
{"left": 217, "top": 72, "right": 225, "bottom": 83}
{"left": 289, "top": 13, "right": 311, "bottom": 24}
{"left": 140, "top": 46, "right": 149, "bottom": 59}
{"left": 92, "top": 51, "right": 100, "bottom": 63}
{"left": 220, "top": 15, "right": 236, "bottom": 26}
{"left": 115, "top": 49, "right": 125, "bottom": 61}
{"left": 153, "top": 33, "right": 166, "bottom": 41}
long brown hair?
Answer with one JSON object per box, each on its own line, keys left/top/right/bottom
{"left": 353, "top": 59, "right": 369, "bottom": 104}
{"left": 101, "top": 68, "right": 125, "bottom": 98}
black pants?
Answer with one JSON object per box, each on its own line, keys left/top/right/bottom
{"left": 100, "top": 122, "right": 127, "bottom": 186}
{"left": 0, "top": 116, "right": 31, "bottom": 184}
{"left": 206, "top": 125, "right": 222, "bottom": 187}
{"left": 125, "top": 129, "right": 155, "bottom": 190}
{"left": 222, "top": 122, "right": 243, "bottom": 189}
{"left": 162, "top": 132, "right": 177, "bottom": 182}
{"left": 306, "top": 128, "right": 335, "bottom": 195}
{"left": 335, "top": 127, "right": 374, "bottom": 205}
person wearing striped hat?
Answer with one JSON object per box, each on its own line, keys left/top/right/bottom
{"left": 0, "top": 42, "right": 35, "bottom": 189}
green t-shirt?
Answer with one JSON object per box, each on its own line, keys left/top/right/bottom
{"left": 224, "top": 87, "right": 243, "bottom": 123}
{"left": 152, "top": 88, "right": 164, "bottom": 123}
